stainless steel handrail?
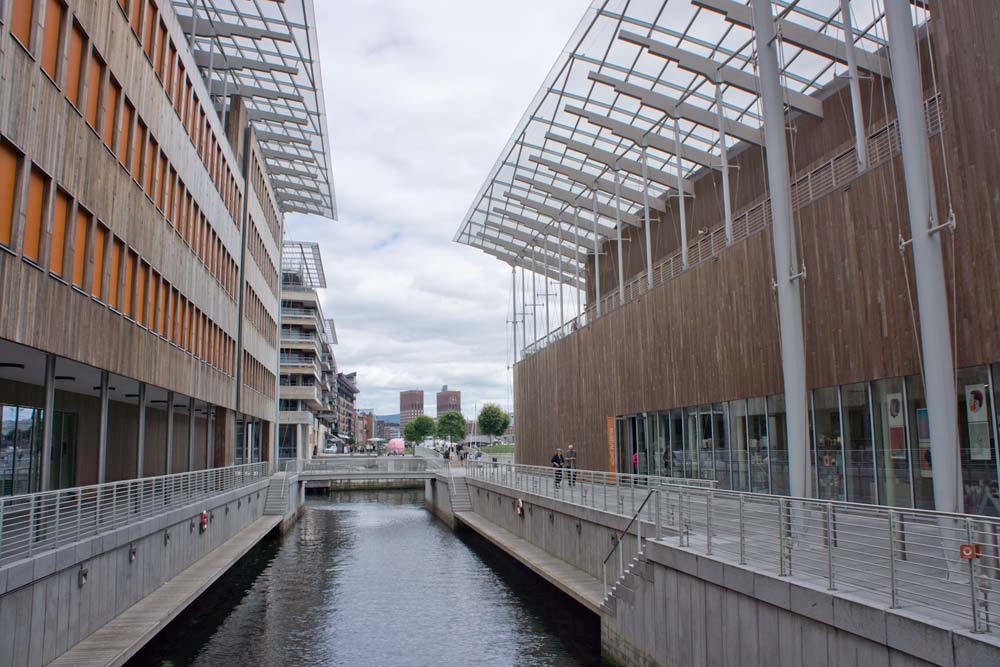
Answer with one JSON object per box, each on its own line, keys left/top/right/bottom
{"left": 602, "top": 489, "right": 659, "bottom": 597}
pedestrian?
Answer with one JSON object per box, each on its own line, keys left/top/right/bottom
{"left": 552, "top": 448, "right": 565, "bottom": 488}
{"left": 632, "top": 451, "right": 638, "bottom": 475}
{"left": 565, "top": 444, "right": 578, "bottom": 486}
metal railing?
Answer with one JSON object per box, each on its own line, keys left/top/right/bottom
{"left": 521, "top": 94, "right": 944, "bottom": 358}
{"left": 468, "top": 460, "right": 1000, "bottom": 634}
{"left": 603, "top": 489, "right": 661, "bottom": 597}
{"left": 290, "top": 456, "right": 444, "bottom": 475}
{"left": 0, "top": 462, "right": 269, "bottom": 566}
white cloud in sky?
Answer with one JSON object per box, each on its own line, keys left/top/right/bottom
{"left": 283, "top": 0, "right": 591, "bottom": 417}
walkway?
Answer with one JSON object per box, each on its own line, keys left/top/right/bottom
{"left": 455, "top": 511, "right": 604, "bottom": 614}
{"left": 49, "top": 516, "right": 281, "bottom": 667}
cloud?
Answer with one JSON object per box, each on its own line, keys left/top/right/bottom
{"left": 283, "top": 0, "right": 590, "bottom": 417}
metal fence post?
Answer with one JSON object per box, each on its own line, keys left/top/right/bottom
{"left": 968, "top": 517, "right": 984, "bottom": 633}
{"left": 679, "top": 489, "right": 686, "bottom": 547}
{"left": 826, "top": 503, "right": 836, "bottom": 591}
{"left": 739, "top": 494, "right": 746, "bottom": 565}
{"left": 706, "top": 490, "right": 714, "bottom": 556}
{"left": 778, "top": 499, "right": 788, "bottom": 576}
{"left": 888, "top": 511, "right": 899, "bottom": 608}
{"left": 27, "top": 496, "right": 36, "bottom": 556}
{"left": 655, "top": 489, "right": 662, "bottom": 539}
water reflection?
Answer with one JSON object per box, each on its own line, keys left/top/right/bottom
{"left": 129, "top": 490, "right": 602, "bottom": 667}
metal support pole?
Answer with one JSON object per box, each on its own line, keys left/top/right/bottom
{"left": 640, "top": 146, "right": 654, "bottom": 289}
{"left": 40, "top": 354, "right": 56, "bottom": 491}
{"left": 136, "top": 382, "right": 147, "bottom": 478}
{"left": 511, "top": 266, "right": 518, "bottom": 363}
{"left": 165, "top": 390, "right": 175, "bottom": 475}
{"left": 591, "top": 197, "right": 603, "bottom": 316}
{"left": 673, "top": 117, "right": 690, "bottom": 268}
{"left": 98, "top": 371, "right": 110, "bottom": 484}
{"left": 884, "top": 0, "right": 960, "bottom": 514}
{"left": 557, "top": 225, "right": 565, "bottom": 328}
{"left": 573, "top": 211, "right": 583, "bottom": 319}
{"left": 520, "top": 266, "right": 527, "bottom": 352}
{"left": 839, "top": 0, "right": 868, "bottom": 170}
{"left": 612, "top": 178, "right": 625, "bottom": 305}
{"left": 531, "top": 270, "right": 538, "bottom": 343}
{"left": 714, "top": 81, "right": 734, "bottom": 244}
{"left": 752, "top": 0, "right": 811, "bottom": 500}
{"left": 187, "top": 397, "right": 196, "bottom": 471}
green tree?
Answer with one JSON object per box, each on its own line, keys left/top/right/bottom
{"left": 436, "top": 410, "right": 466, "bottom": 444}
{"left": 477, "top": 404, "right": 511, "bottom": 441}
{"left": 404, "top": 415, "right": 436, "bottom": 452}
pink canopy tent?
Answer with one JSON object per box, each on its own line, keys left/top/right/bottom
{"left": 387, "top": 438, "right": 405, "bottom": 453}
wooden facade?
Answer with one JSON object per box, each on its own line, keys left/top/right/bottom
{"left": 515, "top": 4, "right": 1000, "bottom": 469}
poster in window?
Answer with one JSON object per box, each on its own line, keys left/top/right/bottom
{"left": 965, "top": 384, "right": 991, "bottom": 461}
{"left": 886, "top": 393, "right": 906, "bottom": 459}
{"left": 917, "top": 408, "right": 932, "bottom": 477}
{"left": 607, "top": 416, "right": 616, "bottom": 480}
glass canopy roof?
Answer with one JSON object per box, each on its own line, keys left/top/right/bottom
{"left": 172, "top": 0, "right": 336, "bottom": 220}
{"left": 454, "top": 0, "right": 927, "bottom": 284}
{"left": 282, "top": 240, "right": 327, "bottom": 289}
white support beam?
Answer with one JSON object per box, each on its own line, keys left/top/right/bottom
{"left": 209, "top": 81, "right": 304, "bottom": 103}
{"left": 477, "top": 232, "right": 586, "bottom": 273}
{"left": 255, "top": 129, "right": 313, "bottom": 146}
{"left": 484, "top": 221, "right": 584, "bottom": 264}
{"left": 511, "top": 177, "right": 642, "bottom": 227}
{"left": 544, "top": 131, "right": 695, "bottom": 194}
{"left": 528, "top": 154, "right": 667, "bottom": 211}
{"left": 565, "top": 105, "right": 720, "bottom": 170}
{"left": 693, "top": 0, "right": 891, "bottom": 74}
{"left": 504, "top": 192, "right": 622, "bottom": 234}
{"left": 177, "top": 15, "right": 293, "bottom": 42}
{"left": 480, "top": 245, "right": 585, "bottom": 290}
{"left": 247, "top": 109, "right": 310, "bottom": 126}
{"left": 261, "top": 148, "right": 316, "bottom": 164}
{"left": 193, "top": 50, "right": 299, "bottom": 74}
{"left": 715, "top": 81, "right": 735, "bottom": 244}
{"left": 588, "top": 71, "right": 763, "bottom": 145}
{"left": 619, "top": 30, "right": 825, "bottom": 118}
{"left": 840, "top": 0, "right": 869, "bottom": 169}
{"left": 491, "top": 207, "right": 601, "bottom": 247}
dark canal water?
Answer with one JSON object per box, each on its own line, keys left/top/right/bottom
{"left": 128, "top": 490, "right": 603, "bottom": 667}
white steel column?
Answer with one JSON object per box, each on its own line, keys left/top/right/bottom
{"left": 543, "top": 250, "right": 551, "bottom": 336}
{"left": 136, "top": 382, "right": 147, "bottom": 478}
{"left": 97, "top": 370, "right": 110, "bottom": 484}
{"left": 40, "top": 354, "right": 56, "bottom": 490}
{"left": 573, "top": 210, "right": 583, "bottom": 318}
{"left": 840, "top": 0, "right": 868, "bottom": 169}
{"left": 591, "top": 197, "right": 603, "bottom": 316}
{"left": 640, "top": 146, "right": 654, "bottom": 289}
{"left": 187, "top": 396, "right": 196, "bottom": 471}
{"left": 715, "top": 81, "right": 735, "bottom": 244}
{"left": 165, "top": 390, "right": 175, "bottom": 475}
{"left": 511, "top": 266, "right": 518, "bottom": 363}
{"left": 885, "top": 0, "right": 960, "bottom": 514}
{"left": 611, "top": 178, "right": 626, "bottom": 305}
{"left": 673, "top": 117, "right": 690, "bottom": 268}
{"left": 520, "top": 266, "right": 527, "bottom": 350}
{"left": 532, "top": 270, "right": 538, "bottom": 342}
{"left": 752, "top": 0, "right": 810, "bottom": 499}
{"left": 557, "top": 224, "right": 565, "bottom": 327}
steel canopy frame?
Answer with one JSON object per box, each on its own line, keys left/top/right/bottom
{"left": 454, "top": 0, "right": 923, "bottom": 286}
{"left": 172, "top": 0, "right": 337, "bottom": 220}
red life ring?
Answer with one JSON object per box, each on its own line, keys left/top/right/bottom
{"left": 199, "top": 511, "right": 209, "bottom": 533}
{"left": 516, "top": 498, "right": 524, "bottom": 517}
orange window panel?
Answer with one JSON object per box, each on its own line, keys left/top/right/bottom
{"left": 65, "top": 21, "right": 85, "bottom": 107}
{"left": 71, "top": 208, "right": 91, "bottom": 288}
{"left": 22, "top": 166, "right": 49, "bottom": 263}
{"left": 174, "top": 63, "right": 185, "bottom": 111}
{"left": 163, "top": 283, "right": 173, "bottom": 339}
{"left": 119, "top": 101, "right": 134, "bottom": 171}
{"left": 108, "top": 237, "right": 123, "bottom": 307}
{"left": 144, "top": 139, "right": 157, "bottom": 196}
{"left": 123, "top": 250, "right": 136, "bottom": 316}
{"left": 142, "top": 1, "right": 156, "bottom": 59}
{"left": 41, "top": 0, "right": 65, "bottom": 80}
{"left": 181, "top": 298, "right": 190, "bottom": 350}
{"left": 85, "top": 51, "right": 104, "bottom": 130}
{"left": 154, "top": 22, "right": 167, "bottom": 78}
{"left": 133, "top": 121, "right": 147, "bottom": 184}
{"left": 129, "top": 0, "right": 142, "bottom": 35}
{"left": 166, "top": 43, "right": 176, "bottom": 98}
{"left": 49, "top": 188, "right": 70, "bottom": 276}
{"left": 156, "top": 152, "right": 167, "bottom": 209}
{"left": 146, "top": 267, "right": 156, "bottom": 329}
{"left": 172, "top": 289, "right": 181, "bottom": 344}
{"left": 165, "top": 167, "right": 176, "bottom": 223}
{"left": 91, "top": 223, "right": 108, "bottom": 298}
{"left": 103, "top": 77, "right": 121, "bottom": 151}
{"left": 136, "top": 261, "right": 148, "bottom": 325}
{"left": 154, "top": 272, "right": 164, "bottom": 333}
{"left": 11, "top": 0, "right": 34, "bottom": 49}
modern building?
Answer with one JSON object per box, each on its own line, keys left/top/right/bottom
{"left": 436, "top": 385, "right": 461, "bottom": 416}
{"left": 455, "top": 1, "right": 999, "bottom": 515}
{"left": 399, "top": 389, "right": 423, "bottom": 429}
{"left": 337, "top": 371, "right": 359, "bottom": 441}
{"left": 0, "top": 0, "right": 334, "bottom": 493}
{"left": 278, "top": 241, "right": 339, "bottom": 460}
{"left": 357, "top": 409, "right": 374, "bottom": 444}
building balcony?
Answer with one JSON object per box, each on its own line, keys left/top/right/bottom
{"left": 281, "top": 307, "right": 321, "bottom": 330}
{"left": 278, "top": 410, "right": 314, "bottom": 425}
{"left": 279, "top": 384, "right": 323, "bottom": 410}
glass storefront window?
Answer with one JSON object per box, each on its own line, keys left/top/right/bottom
{"left": 872, "top": 377, "right": 913, "bottom": 508}
{"left": 905, "top": 375, "right": 934, "bottom": 510}
{"left": 278, "top": 424, "right": 297, "bottom": 460}
{"left": 712, "top": 403, "right": 730, "bottom": 489}
{"left": 1, "top": 405, "right": 48, "bottom": 496}
{"left": 697, "top": 405, "right": 716, "bottom": 481}
{"left": 843, "top": 382, "right": 875, "bottom": 504}
{"left": 767, "top": 395, "right": 789, "bottom": 495}
{"left": 669, "top": 409, "right": 685, "bottom": 478}
{"left": 748, "top": 397, "right": 770, "bottom": 493}
{"left": 728, "top": 399, "right": 749, "bottom": 491}
{"left": 634, "top": 416, "right": 649, "bottom": 475}
{"left": 685, "top": 407, "right": 701, "bottom": 479}
{"left": 957, "top": 366, "right": 998, "bottom": 516}
{"left": 812, "top": 387, "right": 845, "bottom": 501}
{"left": 651, "top": 413, "right": 668, "bottom": 477}
{"left": 615, "top": 417, "right": 628, "bottom": 475}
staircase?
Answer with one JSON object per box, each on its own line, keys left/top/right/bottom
{"left": 449, "top": 475, "right": 473, "bottom": 513}
{"left": 264, "top": 473, "right": 290, "bottom": 516}
{"left": 603, "top": 552, "right": 645, "bottom": 617}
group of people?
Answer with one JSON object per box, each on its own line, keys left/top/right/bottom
{"left": 550, "top": 445, "right": 578, "bottom": 487}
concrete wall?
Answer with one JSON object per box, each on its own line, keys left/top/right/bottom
{"left": 0, "top": 479, "right": 269, "bottom": 666}
{"left": 425, "top": 475, "right": 457, "bottom": 530}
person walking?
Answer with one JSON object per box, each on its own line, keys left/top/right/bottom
{"left": 551, "top": 448, "right": 565, "bottom": 488}
{"left": 565, "top": 445, "right": 578, "bottom": 487}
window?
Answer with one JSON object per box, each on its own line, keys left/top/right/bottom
{"left": 144, "top": 138, "right": 156, "bottom": 196}
{"left": 812, "top": 386, "right": 844, "bottom": 501}
{"left": 142, "top": 1, "right": 156, "bottom": 60}
{"left": 85, "top": 50, "right": 105, "bottom": 130}
{"left": 119, "top": 100, "right": 134, "bottom": 170}
{"left": 91, "top": 222, "right": 107, "bottom": 298}
{"left": 153, "top": 272, "right": 164, "bottom": 333}
{"left": 48, "top": 188, "right": 69, "bottom": 276}
{"left": 11, "top": 0, "right": 34, "bottom": 49}
{"left": 171, "top": 288, "right": 181, "bottom": 344}
{"left": 108, "top": 237, "right": 123, "bottom": 307}
{"left": 136, "top": 260, "right": 148, "bottom": 325}
{"left": 165, "top": 43, "right": 177, "bottom": 99}
{"left": 103, "top": 77, "right": 121, "bottom": 151}
{"left": 871, "top": 377, "right": 912, "bottom": 508}
{"left": 65, "top": 21, "right": 86, "bottom": 108}
{"left": 129, "top": 0, "right": 143, "bottom": 36}
{"left": 154, "top": 22, "right": 167, "bottom": 78}
{"left": 145, "top": 264, "right": 155, "bottom": 327}
{"left": 123, "top": 250, "right": 136, "bottom": 316}
{"left": 155, "top": 150, "right": 167, "bottom": 209}
{"left": 133, "top": 120, "right": 147, "bottom": 184}
{"left": 41, "top": 0, "right": 65, "bottom": 80}
{"left": 22, "top": 166, "right": 49, "bottom": 263}
{"left": 71, "top": 208, "right": 90, "bottom": 288}
{"left": 0, "top": 140, "right": 21, "bottom": 247}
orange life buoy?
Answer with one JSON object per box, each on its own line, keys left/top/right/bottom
{"left": 516, "top": 498, "right": 524, "bottom": 517}
{"left": 199, "top": 511, "right": 208, "bottom": 533}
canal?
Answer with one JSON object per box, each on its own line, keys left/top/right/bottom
{"left": 128, "top": 489, "right": 603, "bottom": 666}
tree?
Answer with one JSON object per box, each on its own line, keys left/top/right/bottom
{"left": 477, "top": 404, "right": 511, "bottom": 441}
{"left": 403, "top": 415, "right": 435, "bottom": 453}
{"left": 436, "top": 410, "right": 466, "bottom": 444}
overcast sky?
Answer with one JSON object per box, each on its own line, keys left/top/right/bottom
{"left": 282, "top": 1, "right": 590, "bottom": 418}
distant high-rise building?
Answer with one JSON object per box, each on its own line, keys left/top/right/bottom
{"left": 400, "top": 390, "right": 424, "bottom": 428}
{"left": 436, "top": 385, "right": 461, "bottom": 415}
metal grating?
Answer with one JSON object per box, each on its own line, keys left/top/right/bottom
{"left": 282, "top": 240, "right": 326, "bottom": 289}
